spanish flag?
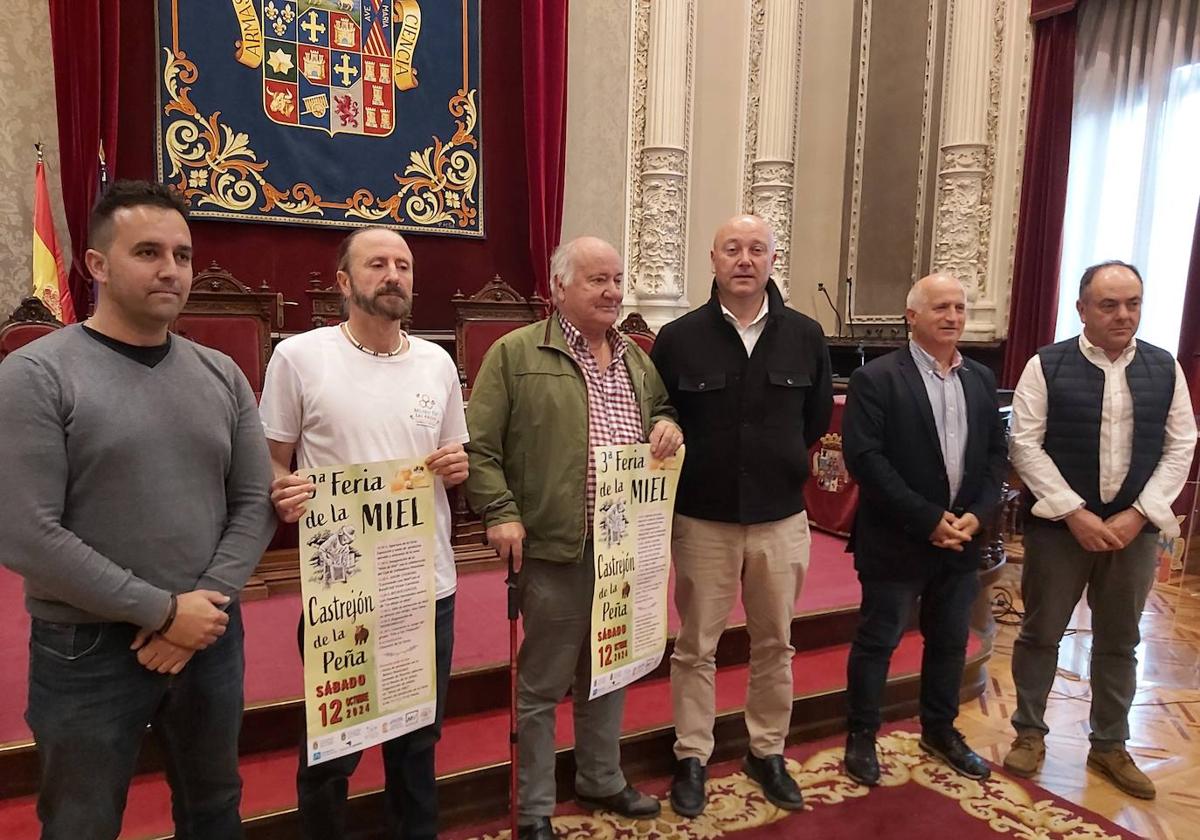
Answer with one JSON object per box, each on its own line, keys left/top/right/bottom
{"left": 32, "top": 154, "right": 75, "bottom": 323}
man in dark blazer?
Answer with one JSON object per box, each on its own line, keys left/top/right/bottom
{"left": 841, "top": 273, "right": 1008, "bottom": 786}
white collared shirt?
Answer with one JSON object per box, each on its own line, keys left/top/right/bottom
{"left": 1009, "top": 334, "right": 1197, "bottom": 536}
{"left": 721, "top": 294, "right": 770, "bottom": 356}
{"left": 909, "top": 341, "right": 968, "bottom": 505}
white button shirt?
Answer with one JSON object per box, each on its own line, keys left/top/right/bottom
{"left": 1009, "top": 334, "right": 1197, "bottom": 536}
{"left": 721, "top": 294, "right": 770, "bottom": 356}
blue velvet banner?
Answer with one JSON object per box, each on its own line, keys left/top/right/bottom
{"left": 156, "top": 0, "right": 483, "bottom": 236}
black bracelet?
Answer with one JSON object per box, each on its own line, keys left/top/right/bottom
{"left": 158, "top": 594, "right": 178, "bottom": 635}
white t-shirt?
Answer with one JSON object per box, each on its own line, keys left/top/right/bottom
{"left": 259, "top": 326, "right": 469, "bottom": 598}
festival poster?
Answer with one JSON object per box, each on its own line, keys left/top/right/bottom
{"left": 588, "top": 444, "right": 684, "bottom": 700}
{"left": 299, "top": 458, "right": 437, "bottom": 765}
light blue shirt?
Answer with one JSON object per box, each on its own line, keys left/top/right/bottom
{"left": 909, "top": 340, "right": 969, "bottom": 506}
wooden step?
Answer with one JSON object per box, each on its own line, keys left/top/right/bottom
{"left": 0, "top": 602, "right": 864, "bottom": 800}
{"left": 0, "top": 632, "right": 989, "bottom": 840}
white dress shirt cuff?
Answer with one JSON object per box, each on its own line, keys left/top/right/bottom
{"left": 1029, "top": 491, "right": 1086, "bottom": 521}
{"left": 1133, "top": 496, "right": 1183, "bottom": 538}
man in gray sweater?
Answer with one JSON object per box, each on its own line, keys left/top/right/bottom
{"left": 0, "top": 180, "right": 275, "bottom": 839}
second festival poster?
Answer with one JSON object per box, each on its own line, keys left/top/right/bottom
{"left": 589, "top": 443, "right": 684, "bottom": 699}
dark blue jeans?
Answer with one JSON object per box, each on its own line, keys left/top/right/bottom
{"left": 26, "top": 603, "right": 246, "bottom": 840}
{"left": 846, "top": 567, "right": 978, "bottom": 735}
{"left": 297, "top": 594, "right": 455, "bottom": 840}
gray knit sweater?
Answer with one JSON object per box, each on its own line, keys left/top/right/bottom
{"left": 0, "top": 325, "right": 275, "bottom": 627}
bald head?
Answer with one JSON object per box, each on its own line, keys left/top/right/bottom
{"left": 906, "top": 273, "right": 966, "bottom": 358}
{"left": 906, "top": 273, "right": 964, "bottom": 311}
{"left": 337, "top": 226, "right": 410, "bottom": 275}
{"left": 712, "top": 214, "right": 776, "bottom": 255}
{"left": 711, "top": 215, "right": 776, "bottom": 304}
{"left": 336, "top": 226, "right": 414, "bottom": 322}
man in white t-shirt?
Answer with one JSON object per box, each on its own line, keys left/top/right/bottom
{"left": 259, "top": 226, "right": 469, "bottom": 840}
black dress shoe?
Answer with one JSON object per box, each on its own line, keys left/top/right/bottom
{"left": 518, "top": 816, "right": 554, "bottom": 840}
{"left": 743, "top": 753, "right": 805, "bottom": 810}
{"left": 920, "top": 729, "right": 991, "bottom": 780}
{"left": 575, "top": 784, "right": 662, "bottom": 819}
{"left": 844, "top": 729, "right": 881, "bottom": 786}
{"left": 669, "top": 757, "right": 708, "bottom": 817}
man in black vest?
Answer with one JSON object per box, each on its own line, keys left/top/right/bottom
{"left": 1006, "top": 261, "right": 1196, "bottom": 798}
{"left": 651, "top": 214, "right": 833, "bottom": 816}
{"left": 841, "top": 273, "right": 1008, "bottom": 786}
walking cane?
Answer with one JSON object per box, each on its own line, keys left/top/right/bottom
{"left": 507, "top": 554, "right": 520, "bottom": 839}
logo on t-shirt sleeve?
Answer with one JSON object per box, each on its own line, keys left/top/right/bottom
{"left": 410, "top": 393, "right": 443, "bottom": 430}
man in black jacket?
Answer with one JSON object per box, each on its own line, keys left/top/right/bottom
{"left": 651, "top": 214, "right": 833, "bottom": 817}
{"left": 841, "top": 273, "right": 1008, "bottom": 787}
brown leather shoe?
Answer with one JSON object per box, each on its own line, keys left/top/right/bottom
{"left": 1002, "top": 732, "right": 1046, "bottom": 778}
{"left": 1087, "top": 748, "right": 1156, "bottom": 800}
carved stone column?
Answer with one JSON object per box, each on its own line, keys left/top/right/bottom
{"left": 744, "top": 0, "right": 803, "bottom": 299}
{"left": 931, "top": 0, "right": 993, "bottom": 335}
{"left": 626, "top": 0, "right": 695, "bottom": 330}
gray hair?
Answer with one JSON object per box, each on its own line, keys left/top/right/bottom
{"left": 549, "top": 236, "right": 622, "bottom": 294}
{"left": 549, "top": 240, "right": 581, "bottom": 290}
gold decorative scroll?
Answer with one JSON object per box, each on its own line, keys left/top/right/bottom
{"left": 230, "top": 0, "right": 264, "bottom": 68}
{"left": 161, "top": 47, "right": 479, "bottom": 228}
{"left": 394, "top": 0, "right": 422, "bottom": 91}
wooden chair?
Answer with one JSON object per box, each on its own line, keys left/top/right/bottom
{"left": 451, "top": 276, "right": 547, "bottom": 388}
{"left": 618, "top": 311, "right": 656, "bottom": 354}
{"left": 172, "top": 262, "right": 283, "bottom": 396}
{"left": 0, "top": 296, "right": 63, "bottom": 360}
{"left": 304, "top": 271, "right": 414, "bottom": 331}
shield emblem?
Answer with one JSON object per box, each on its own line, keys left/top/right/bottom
{"left": 812, "top": 433, "right": 850, "bottom": 493}
{"left": 260, "top": 0, "right": 396, "bottom": 137}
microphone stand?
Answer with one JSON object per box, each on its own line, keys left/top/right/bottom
{"left": 845, "top": 277, "right": 856, "bottom": 340}
{"left": 816, "top": 282, "right": 844, "bottom": 338}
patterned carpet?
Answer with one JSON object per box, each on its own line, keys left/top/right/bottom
{"left": 450, "top": 729, "right": 1140, "bottom": 840}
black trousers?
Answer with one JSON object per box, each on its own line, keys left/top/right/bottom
{"left": 845, "top": 565, "right": 978, "bottom": 734}
{"left": 296, "top": 594, "right": 456, "bottom": 840}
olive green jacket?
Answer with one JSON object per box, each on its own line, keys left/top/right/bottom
{"left": 464, "top": 317, "right": 676, "bottom": 564}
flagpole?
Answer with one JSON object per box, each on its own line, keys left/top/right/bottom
{"left": 32, "top": 141, "right": 75, "bottom": 324}
{"left": 99, "top": 140, "right": 108, "bottom": 195}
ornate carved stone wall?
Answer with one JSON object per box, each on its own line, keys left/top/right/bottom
{"left": 933, "top": 143, "right": 989, "bottom": 299}
{"left": 742, "top": 0, "right": 804, "bottom": 299}
{"left": 637, "top": 146, "right": 689, "bottom": 298}
{"left": 0, "top": 4, "right": 69, "bottom": 319}
{"left": 624, "top": 0, "right": 696, "bottom": 329}
{"left": 931, "top": 0, "right": 1032, "bottom": 340}
{"left": 613, "top": 0, "right": 1031, "bottom": 336}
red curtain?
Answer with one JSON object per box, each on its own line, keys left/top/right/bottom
{"left": 1001, "top": 10, "right": 1077, "bottom": 387}
{"left": 48, "top": 0, "right": 120, "bottom": 316}
{"left": 1172, "top": 199, "right": 1200, "bottom": 535}
{"left": 1030, "top": 0, "right": 1077, "bottom": 21}
{"left": 1180, "top": 199, "right": 1200, "bottom": 414}
{"left": 521, "top": 0, "right": 569, "bottom": 301}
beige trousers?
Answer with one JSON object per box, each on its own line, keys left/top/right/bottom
{"left": 670, "top": 511, "right": 810, "bottom": 763}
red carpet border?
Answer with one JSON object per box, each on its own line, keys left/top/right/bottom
{"left": 449, "top": 728, "right": 1139, "bottom": 840}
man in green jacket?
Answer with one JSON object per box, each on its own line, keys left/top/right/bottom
{"left": 466, "top": 236, "right": 682, "bottom": 840}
